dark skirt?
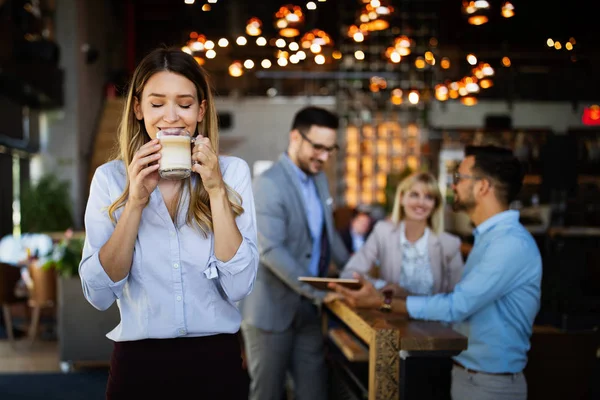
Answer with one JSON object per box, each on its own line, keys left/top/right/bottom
{"left": 106, "top": 333, "right": 249, "bottom": 399}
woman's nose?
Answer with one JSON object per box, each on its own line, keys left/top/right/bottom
{"left": 163, "top": 105, "right": 179, "bottom": 123}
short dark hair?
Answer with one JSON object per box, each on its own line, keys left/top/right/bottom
{"left": 351, "top": 205, "right": 371, "bottom": 219}
{"left": 291, "top": 106, "right": 339, "bottom": 132}
{"left": 465, "top": 145, "right": 524, "bottom": 206}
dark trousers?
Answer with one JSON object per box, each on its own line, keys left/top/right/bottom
{"left": 402, "top": 357, "right": 452, "bottom": 400}
{"left": 106, "top": 333, "right": 249, "bottom": 399}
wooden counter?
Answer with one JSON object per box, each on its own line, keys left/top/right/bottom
{"left": 325, "top": 300, "right": 468, "bottom": 400}
{"left": 548, "top": 226, "right": 600, "bottom": 237}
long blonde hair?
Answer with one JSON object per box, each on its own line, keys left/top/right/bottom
{"left": 107, "top": 47, "right": 243, "bottom": 236}
{"left": 390, "top": 172, "right": 443, "bottom": 233}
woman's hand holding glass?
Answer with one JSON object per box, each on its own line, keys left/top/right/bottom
{"left": 128, "top": 139, "right": 162, "bottom": 207}
{"left": 191, "top": 137, "right": 224, "bottom": 194}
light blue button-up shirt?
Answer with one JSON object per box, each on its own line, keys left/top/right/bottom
{"left": 79, "top": 156, "right": 258, "bottom": 342}
{"left": 407, "top": 210, "right": 542, "bottom": 373}
{"left": 283, "top": 153, "right": 324, "bottom": 276}
{"left": 350, "top": 231, "right": 365, "bottom": 253}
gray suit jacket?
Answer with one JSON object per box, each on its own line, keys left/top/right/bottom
{"left": 341, "top": 220, "right": 464, "bottom": 294}
{"left": 240, "top": 154, "right": 350, "bottom": 332}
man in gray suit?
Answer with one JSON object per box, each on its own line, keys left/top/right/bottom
{"left": 241, "top": 106, "right": 350, "bottom": 400}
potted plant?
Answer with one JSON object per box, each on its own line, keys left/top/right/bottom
{"left": 42, "top": 229, "right": 84, "bottom": 277}
{"left": 20, "top": 174, "right": 73, "bottom": 233}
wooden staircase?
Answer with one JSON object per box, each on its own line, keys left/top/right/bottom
{"left": 88, "top": 98, "right": 124, "bottom": 187}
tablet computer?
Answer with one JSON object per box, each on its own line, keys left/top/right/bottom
{"left": 298, "top": 277, "right": 362, "bottom": 291}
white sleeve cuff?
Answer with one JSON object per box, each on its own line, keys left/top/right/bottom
{"left": 79, "top": 251, "right": 128, "bottom": 297}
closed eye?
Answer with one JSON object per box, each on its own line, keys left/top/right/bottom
{"left": 151, "top": 103, "right": 163, "bottom": 108}
{"left": 180, "top": 105, "right": 192, "bottom": 109}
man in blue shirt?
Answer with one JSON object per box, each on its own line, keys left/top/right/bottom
{"left": 330, "top": 146, "right": 542, "bottom": 400}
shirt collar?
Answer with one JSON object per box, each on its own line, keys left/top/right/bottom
{"left": 283, "top": 152, "right": 309, "bottom": 184}
{"left": 400, "top": 222, "right": 429, "bottom": 251}
{"left": 474, "top": 210, "right": 520, "bottom": 237}
{"left": 350, "top": 229, "right": 363, "bottom": 240}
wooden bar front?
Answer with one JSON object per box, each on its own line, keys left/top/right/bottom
{"left": 325, "top": 301, "right": 468, "bottom": 400}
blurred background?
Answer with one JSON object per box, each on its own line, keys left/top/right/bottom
{"left": 0, "top": 1, "right": 598, "bottom": 399}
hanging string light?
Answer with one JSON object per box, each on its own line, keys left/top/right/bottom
{"left": 347, "top": 25, "right": 368, "bottom": 43}
{"left": 357, "top": 0, "right": 394, "bottom": 32}
{"left": 274, "top": 5, "right": 305, "bottom": 38}
{"left": 179, "top": 0, "right": 498, "bottom": 106}
{"left": 434, "top": 84, "right": 449, "bottom": 101}
{"left": 245, "top": 18, "right": 262, "bottom": 36}
{"left": 384, "top": 35, "right": 412, "bottom": 63}
{"left": 228, "top": 61, "right": 243, "bottom": 77}
{"left": 501, "top": 1, "right": 515, "bottom": 18}
{"left": 300, "top": 29, "right": 333, "bottom": 54}
{"left": 462, "top": 1, "right": 490, "bottom": 25}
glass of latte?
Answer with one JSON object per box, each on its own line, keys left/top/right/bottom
{"left": 156, "top": 128, "right": 194, "bottom": 180}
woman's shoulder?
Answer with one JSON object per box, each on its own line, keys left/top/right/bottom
{"left": 218, "top": 155, "right": 251, "bottom": 183}
{"left": 434, "top": 231, "right": 462, "bottom": 251}
{"left": 371, "top": 219, "right": 398, "bottom": 236}
{"left": 219, "top": 155, "right": 250, "bottom": 171}
{"left": 93, "top": 160, "right": 126, "bottom": 182}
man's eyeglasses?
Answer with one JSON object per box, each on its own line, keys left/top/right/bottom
{"left": 453, "top": 172, "right": 481, "bottom": 185}
{"left": 298, "top": 131, "right": 339, "bottom": 155}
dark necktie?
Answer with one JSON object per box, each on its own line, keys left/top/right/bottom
{"left": 318, "top": 222, "right": 330, "bottom": 277}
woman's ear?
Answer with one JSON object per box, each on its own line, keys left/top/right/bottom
{"left": 197, "top": 99, "right": 207, "bottom": 122}
{"left": 133, "top": 96, "right": 143, "bottom": 120}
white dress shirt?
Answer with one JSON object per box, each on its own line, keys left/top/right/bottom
{"left": 79, "top": 156, "right": 258, "bottom": 342}
{"left": 398, "top": 223, "right": 434, "bottom": 295}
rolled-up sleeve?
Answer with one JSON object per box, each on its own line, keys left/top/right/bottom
{"left": 212, "top": 159, "right": 258, "bottom": 302}
{"left": 79, "top": 166, "right": 128, "bottom": 311}
{"left": 406, "top": 236, "right": 535, "bottom": 323}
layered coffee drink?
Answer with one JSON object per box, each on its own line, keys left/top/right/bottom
{"left": 156, "top": 128, "right": 193, "bottom": 179}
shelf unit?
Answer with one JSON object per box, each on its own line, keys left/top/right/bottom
{"left": 341, "top": 115, "right": 422, "bottom": 208}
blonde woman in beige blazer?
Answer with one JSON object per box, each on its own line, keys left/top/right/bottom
{"left": 341, "top": 172, "right": 464, "bottom": 296}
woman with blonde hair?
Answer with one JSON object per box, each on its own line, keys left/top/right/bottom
{"left": 79, "top": 47, "right": 257, "bottom": 398}
{"left": 341, "top": 171, "right": 463, "bottom": 297}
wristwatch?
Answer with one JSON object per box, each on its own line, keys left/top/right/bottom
{"left": 379, "top": 289, "right": 393, "bottom": 313}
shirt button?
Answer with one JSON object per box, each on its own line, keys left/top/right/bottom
{"left": 176, "top": 295, "right": 182, "bottom": 301}
{"left": 179, "top": 328, "right": 186, "bottom": 335}
{"left": 170, "top": 231, "right": 176, "bottom": 237}
{"left": 173, "top": 263, "right": 179, "bottom": 269}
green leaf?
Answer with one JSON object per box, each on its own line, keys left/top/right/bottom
{"left": 20, "top": 174, "right": 73, "bottom": 233}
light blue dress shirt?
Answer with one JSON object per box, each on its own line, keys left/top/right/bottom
{"left": 407, "top": 210, "right": 542, "bottom": 373}
{"left": 283, "top": 154, "right": 324, "bottom": 276}
{"left": 350, "top": 231, "right": 365, "bottom": 253}
{"left": 79, "top": 156, "right": 258, "bottom": 342}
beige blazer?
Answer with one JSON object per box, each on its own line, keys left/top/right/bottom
{"left": 340, "top": 220, "right": 464, "bottom": 294}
